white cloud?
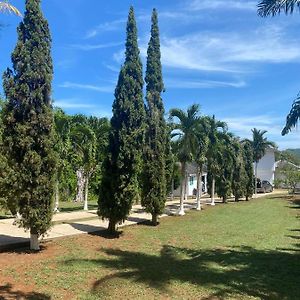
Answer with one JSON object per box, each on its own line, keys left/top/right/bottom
{"left": 166, "top": 78, "right": 246, "bottom": 89}
{"left": 85, "top": 19, "right": 125, "bottom": 39}
{"left": 222, "top": 114, "right": 300, "bottom": 149}
{"left": 54, "top": 99, "right": 96, "bottom": 109}
{"left": 59, "top": 82, "right": 113, "bottom": 93}
{"left": 147, "top": 25, "right": 300, "bottom": 74}
{"left": 71, "top": 42, "right": 122, "bottom": 51}
{"left": 189, "top": 0, "right": 257, "bottom": 11}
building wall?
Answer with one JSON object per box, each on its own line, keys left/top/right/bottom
{"left": 255, "top": 148, "right": 276, "bottom": 184}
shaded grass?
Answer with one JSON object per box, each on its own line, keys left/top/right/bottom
{"left": 58, "top": 200, "right": 98, "bottom": 212}
{"left": 0, "top": 194, "right": 299, "bottom": 299}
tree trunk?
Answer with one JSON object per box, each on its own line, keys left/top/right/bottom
{"left": 179, "top": 162, "right": 186, "bottom": 216}
{"left": 108, "top": 219, "right": 117, "bottom": 234}
{"left": 184, "top": 172, "right": 188, "bottom": 202}
{"left": 30, "top": 231, "right": 39, "bottom": 251}
{"left": 255, "top": 162, "right": 258, "bottom": 198}
{"left": 171, "top": 179, "right": 174, "bottom": 201}
{"left": 54, "top": 179, "right": 59, "bottom": 213}
{"left": 152, "top": 213, "right": 158, "bottom": 226}
{"left": 196, "top": 167, "right": 202, "bottom": 211}
{"left": 211, "top": 177, "right": 216, "bottom": 206}
{"left": 84, "top": 175, "right": 89, "bottom": 211}
{"left": 75, "top": 168, "right": 85, "bottom": 202}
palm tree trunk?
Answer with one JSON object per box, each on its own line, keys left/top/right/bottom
{"left": 196, "top": 166, "right": 202, "bottom": 211}
{"left": 179, "top": 162, "right": 186, "bottom": 216}
{"left": 84, "top": 175, "right": 89, "bottom": 211}
{"left": 171, "top": 178, "right": 174, "bottom": 201}
{"left": 211, "top": 177, "right": 216, "bottom": 206}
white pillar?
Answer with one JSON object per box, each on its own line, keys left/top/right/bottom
{"left": 84, "top": 176, "right": 89, "bottom": 211}
{"left": 211, "top": 177, "right": 216, "bottom": 206}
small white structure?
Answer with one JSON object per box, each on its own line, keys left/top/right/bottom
{"left": 173, "top": 162, "right": 208, "bottom": 197}
{"left": 255, "top": 147, "right": 276, "bottom": 184}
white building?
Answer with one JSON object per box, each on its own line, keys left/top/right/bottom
{"left": 173, "top": 162, "right": 208, "bottom": 197}
{"left": 255, "top": 147, "right": 276, "bottom": 184}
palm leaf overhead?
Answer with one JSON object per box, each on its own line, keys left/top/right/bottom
{"left": 0, "top": 1, "right": 22, "bottom": 17}
{"left": 258, "top": 0, "right": 300, "bottom": 17}
{"left": 282, "top": 96, "right": 300, "bottom": 135}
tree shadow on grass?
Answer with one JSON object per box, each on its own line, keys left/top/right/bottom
{"left": 69, "top": 223, "right": 123, "bottom": 239}
{"left": 65, "top": 245, "right": 300, "bottom": 299}
{"left": 0, "top": 284, "right": 50, "bottom": 300}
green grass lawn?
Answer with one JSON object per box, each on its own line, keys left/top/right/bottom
{"left": 1, "top": 194, "right": 299, "bottom": 299}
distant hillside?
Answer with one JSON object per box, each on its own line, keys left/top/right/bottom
{"left": 278, "top": 149, "right": 300, "bottom": 165}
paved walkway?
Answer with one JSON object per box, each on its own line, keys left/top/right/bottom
{"left": 0, "top": 192, "right": 282, "bottom": 250}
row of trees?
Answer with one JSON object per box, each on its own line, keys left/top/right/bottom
{"left": 170, "top": 105, "right": 275, "bottom": 215}
{"left": 0, "top": 1, "right": 278, "bottom": 250}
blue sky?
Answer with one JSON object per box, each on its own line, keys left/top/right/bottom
{"left": 1, "top": 0, "right": 300, "bottom": 149}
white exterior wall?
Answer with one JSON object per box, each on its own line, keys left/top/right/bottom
{"left": 255, "top": 148, "right": 276, "bottom": 184}
{"left": 188, "top": 174, "right": 197, "bottom": 196}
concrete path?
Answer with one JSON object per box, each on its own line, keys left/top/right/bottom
{"left": 0, "top": 192, "right": 282, "bottom": 250}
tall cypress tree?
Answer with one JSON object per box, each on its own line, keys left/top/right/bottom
{"left": 243, "top": 141, "right": 254, "bottom": 201}
{"left": 98, "top": 6, "right": 145, "bottom": 234}
{"left": 2, "top": 0, "right": 56, "bottom": 250}
{"left": 142, "top": 9, "right": 167, "bottom": 226}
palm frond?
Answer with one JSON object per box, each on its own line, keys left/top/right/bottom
{"left": 258, "top": 0, "right": 300, "bottom": 17}
{"left": 282, "top": 97, "right": 300, "bottom": 135}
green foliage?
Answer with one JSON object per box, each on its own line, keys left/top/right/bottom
{"left": 231, "top": 138, "right": 247, "bottom": 202}
{"left": 141, "top": 9, "right": 167, "bottom": 224}
{"left": 243, "top": 141, "right": 254, "bottom": 200}
{"left": 205, "top": 115, "right": 227, "bottom": 197}
{"left": 1, "top": 0, "right": 56, "bottom": 235}
{"left": 170, "top": 104, "right": 202, "bottom": 164}
{"left": 250, "top": 128, "right": 276, "bottom": 164}
{"left": 98, "top": 6, "right": 145, "bottom": 232}
{"left": 215, "top": 134, "right": 234, "bottom": 202}
{"left": 277, "top": 164, "right": 300, "bottom": 193}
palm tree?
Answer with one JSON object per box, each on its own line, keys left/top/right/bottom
{"left": 248, "top": 128, "right": 276, "bottom": 197}
{"left": 53, "top": 109, "right": 71, "bottom": 212}
{"left": 194, "top": 118, "right": 209, "bottom": 211}
{"left": 170, "top": 104, "right": 201, "bottom": 215}
{"left": 258, "top": 0, "right": 300, "bottom": 17}
{"left": 0, "top": 1, "right": 22, "bottom": 16}
{"left": 205, "top": 116, "right": 228, "bottom": 206}
{"left": 282, "top": 95, "right": 300, "bottom": 135}
{"left": 70, "top": 119, "right": 96, "bottom": 211}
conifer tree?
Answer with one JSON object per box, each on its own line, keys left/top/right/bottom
{"left": 2, "top": 0, "right": 56, "bottom": 250}
{"left": 142, "top": 9, "right": 167, "bottom": 225}
{"left": 243, "top": 141, "right": 254, "bottom": 201}
{"left": 232, "top": 140, "right": 246, "bottom": 202}
{"left": 98, "top": 6, "right": 145, "bottom": 234}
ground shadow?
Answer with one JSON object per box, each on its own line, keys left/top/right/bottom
{"left": 69, "top": 222, "right": 123, "bottom": 239}
{"left": 0, "top": 284, "right": 50, "bottom": 299}
{"left": 65, "top": 245, "right": 300, "bottom": 299}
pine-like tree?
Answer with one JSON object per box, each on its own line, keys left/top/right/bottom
{"left": 232, "top": 139, "right": 246, "bottom": 202}
{"left": 2, "top": 0, "right": 56, "bottom": 250}
{"left": 98, "top": 6, "right": 145, "bottom": 234}
{"left": 243, "top": 141, "right": 254, "bottom": 201}
{"left": 142, "top": 9, "right": 167, "bottom": 225}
